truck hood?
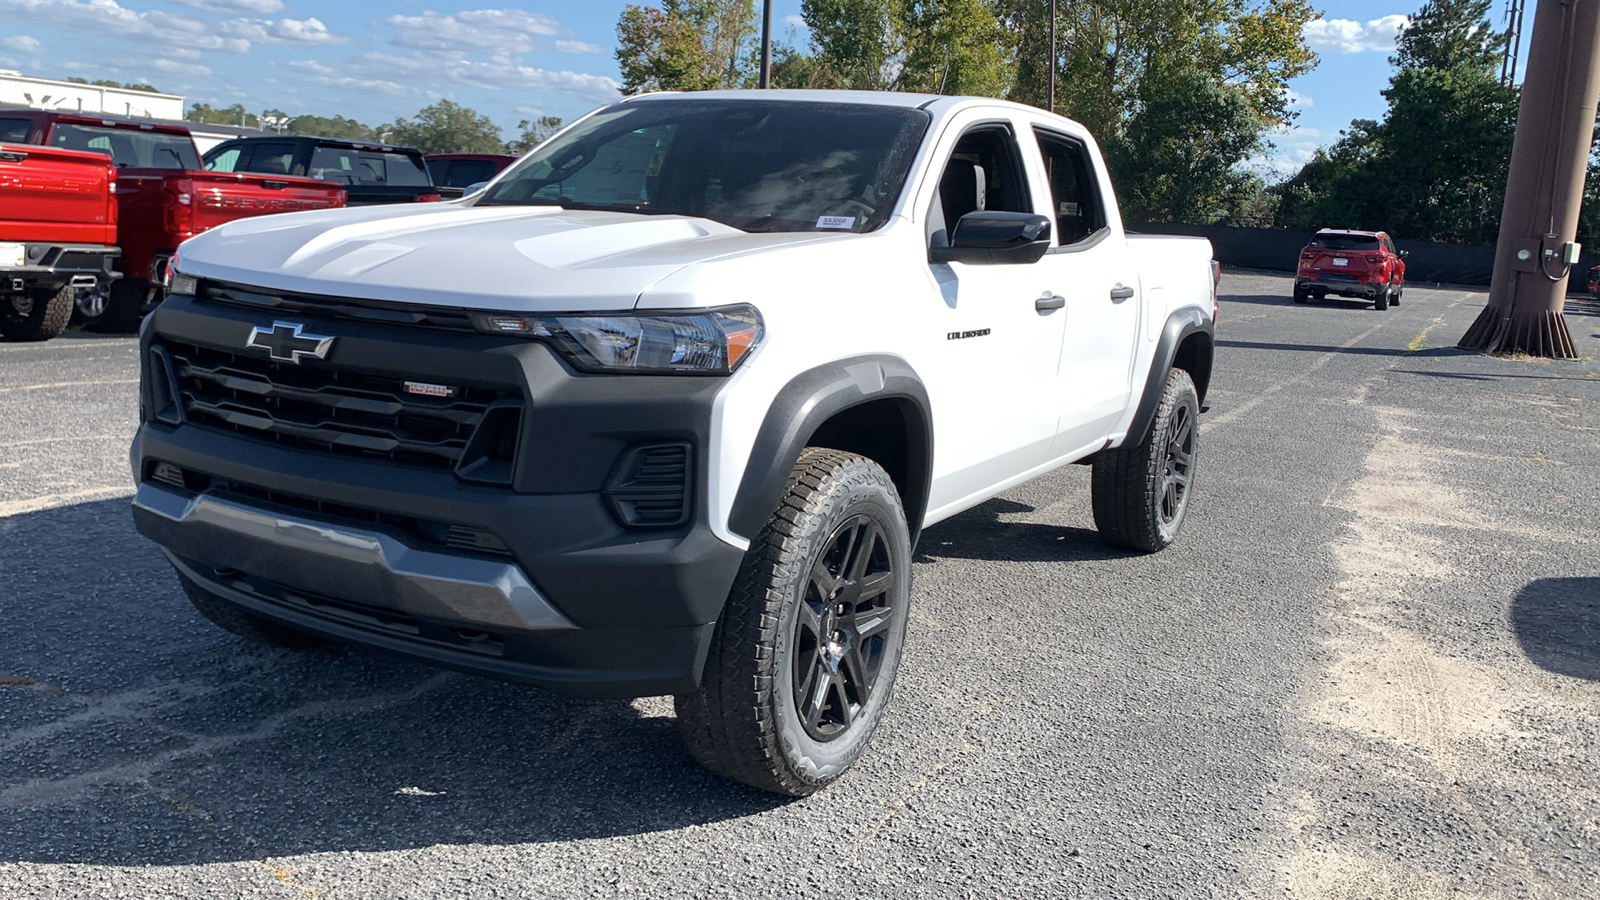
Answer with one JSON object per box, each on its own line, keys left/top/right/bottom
{"left": 175, "top": 202, "right": 845, "bottom": 311}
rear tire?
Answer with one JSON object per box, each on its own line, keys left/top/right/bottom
{"left": 1374, "top": 287, "right": 1390, "bottom": 310}
{"left": 1092, "top": 368, "right": 1199, "bottom": 553}
{"left": 177, "top": 569, "right": 325, "bottom": 649}
{"left": 1292, "top": 285, "right": 1308, "bottom": 304}
{"left": 82, "top": 279, "right": 146, "bottom": 333}
{"left": 676, "top": 448, "right": 911, "bottom": 796}
{"left": 1389, "top": 284, "right": 1401, "bottom": 306}
{"left": 0, "top": 284, "right": 73, "bottom": 342}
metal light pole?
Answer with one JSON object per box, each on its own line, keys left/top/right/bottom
{"left": 1459, "top": 0, "right": 1600, "bottom": 357}
{"left": 1047, "top": 0, "right": 1056, "bottom": 112}
{"left": 760, "top": 0, "right": 773, "bottom": 89}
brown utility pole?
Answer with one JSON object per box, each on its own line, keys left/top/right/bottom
{"left": 759, "top": 0, "right": 773, "bottom": 89}
{"left": 1460, "top": 0, "right": 1600, "bottom": 357}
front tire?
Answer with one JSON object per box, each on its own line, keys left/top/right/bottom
{"left": 1092, "top": 368, "right": 1200, "bottom": 552}
{"left": 1, "top": 284, "right": 73, "bottom": 342}
{"left": 676, "top": 448, "right": 911, "bottom": 796}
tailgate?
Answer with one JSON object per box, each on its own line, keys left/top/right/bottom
{"left": 188, "top": 172, "right": 346, "bottom": 232}
{"left": 1310, "top": 248, "right": 1378, "bottom": 277}
{"left": 0, "top": 143, "right": 117, "bottom": 246}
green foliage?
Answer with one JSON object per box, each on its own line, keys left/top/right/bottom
{"left": 379, "top": 100, "right": 507, "bottom": 154}
{"left": 615, "top": 0, "right": 759, "bottom": 93}
{"left": 993, "top": 0, "right": 1318, "bottom": 222}
{"left": 185, "top": 102, "right": 259, "bottom": 128}
{"left": 66, "top": 77, "right": 161, "bottom": 94}
{"left": 507, "top": 116, "right": 565, "bottom": 154}
{"left": 1276, "top": 0, "right": 1518, "bottom": 242}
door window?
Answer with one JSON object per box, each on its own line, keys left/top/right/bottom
{"left": 1033, "top": 129, "right": 1106, "bottom": 246}
{"left": 928, "top": 124, "right": 1033, "bottom": 246}
{"left": 205, "top": 146, "right": 242, "bottom": 173}
{"left": 0, "top": 118, "right": 32, "bottom": 143}
{"left": 239, "top": 141, "right": 302, "bottom": 176}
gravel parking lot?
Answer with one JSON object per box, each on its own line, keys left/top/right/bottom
{"left": 1, "top": 271, "right": 1596, "bottom": 898}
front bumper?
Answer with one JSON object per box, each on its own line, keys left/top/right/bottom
{"left": 131, "top": 288, "right": 746, "bottom": 698}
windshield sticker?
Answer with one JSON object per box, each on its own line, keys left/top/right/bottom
{"left": 816, "top": 216, "right": 857, "bottom": 230}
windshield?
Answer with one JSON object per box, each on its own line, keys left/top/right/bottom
{"left": 49, "top": 123, "right": 198, "bottom": 169}
{"left": 1312, "top": 234, "right": 1381, "bottom": 251}
{"left": 479, "top": 100, "right": 930, "bottom": 234}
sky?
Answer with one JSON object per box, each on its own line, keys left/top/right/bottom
{"left": 0, "top": 1, "right": 1532, "bottom": 180}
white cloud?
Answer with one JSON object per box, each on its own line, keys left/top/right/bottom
{"left": 171, "top": 0, "right": 283, "bottom": 12}
{"left": 223, "top": 16, "right": 345, "bottom": 45}
{"left": 0, "top": 0, "right": 248, "bottom": 52}
{"left": 1285, "top": 89, "right": 1312, "bottom": 109}
{"left": 300, "top": 51, "right": 621, "bottom": 105}
{"left": 0, "top": 34, "right": 43, "bottom": 54}
{"left": 1303, "top": 15, "right": 1409, "bottom": 54}
{"left": 555, "top": 40, "right": 603, "bottom": 54}
{"left": 1248, "top": 125, "right": 1326, "bottom": 180}
{"left": 385, "top": 9, "right": 562, "bottom": 54}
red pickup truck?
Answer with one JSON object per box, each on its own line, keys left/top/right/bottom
{"left": 0, "top": 139, "right": 120, "bottom": 341}
{"left": 0, "top": 110, "right": 347, "bottom": 331}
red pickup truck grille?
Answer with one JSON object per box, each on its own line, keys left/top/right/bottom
{"left": 161, "top": 339, "right": 520, "bottom": 472}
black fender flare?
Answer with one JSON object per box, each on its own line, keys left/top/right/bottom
{"left": 1126, "top": 307, "right": 1214, "bottom": 446}
{"left": 728, "top": 355, "right": 934, "bottom": 548}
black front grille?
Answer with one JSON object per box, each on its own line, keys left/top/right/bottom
{"left": 162, "top": 339, "right": 520, "bottom": 471}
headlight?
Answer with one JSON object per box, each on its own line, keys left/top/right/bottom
{"left": 472, "top": 305, "right": 763, "bottom": 375}
{"left": 164, "top": 254, "right": 197, "bottom": 296}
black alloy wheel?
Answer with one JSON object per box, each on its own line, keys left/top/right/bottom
{"left": 1158, "top": 395, "right": 1196, "bottom": 531}
{"left": 676, "top": 447, "right": 911, "bottom": 796}
{"left": 793, "top": 514, "right": 898, "bottom": 742}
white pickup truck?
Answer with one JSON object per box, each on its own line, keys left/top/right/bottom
{"left": 130, "top": 90, "right": 1217, "bottom": 795}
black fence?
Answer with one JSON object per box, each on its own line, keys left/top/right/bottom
{"left": 1129, "top": 222, "right": 1600, "bottom": 292}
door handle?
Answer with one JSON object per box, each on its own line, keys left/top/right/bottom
{"left": 1110, "top": 284, "right": 1136, "bottom": 301}
{"left": 1035, "top": 293, "right": 1066, "bottom": 312}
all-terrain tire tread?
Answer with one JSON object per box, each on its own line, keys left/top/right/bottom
{"left": 676, "top": 447, "right": 900, "bottom": 796}
{"left": 1091, "top": 368, "right": 1197, "bottom": 553}
{"left": 1, "top": 284, "right": 73, "bottom": 342}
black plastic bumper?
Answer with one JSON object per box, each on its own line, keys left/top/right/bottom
{"left": 1, "top": 243, "right": 120, "bottom": 292}
{"left": 1297, "top": 276, "right": 1379, "bottom": 299}
{"left": 131, "top": 290, "right": 746, "bottom": 698}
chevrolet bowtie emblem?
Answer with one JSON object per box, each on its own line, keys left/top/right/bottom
{"left": 245, "top": 321, "right": 335, "bottom": 364}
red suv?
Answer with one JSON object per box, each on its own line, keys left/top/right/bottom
{"left": 1294, "top": 229, "right": 1407, "bottom": 310}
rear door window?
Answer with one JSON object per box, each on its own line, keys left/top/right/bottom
{"left": 311, "top": 146, "right": 430, "bottom": 186}
{"left": 0, "top": 118, "right": 32, "bottom": 143}
{"left": 430, "top": 158, "right": 501, "bottom": 187}
{"left": 240, "top": 141, "right": 302, "bottom": 176}
{"left": 1033, "top": 128, "right": 1106, "bottom": 246}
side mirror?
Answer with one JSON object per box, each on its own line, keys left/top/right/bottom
{"left": 932, "top": 211, "right": 1053, "bottom": 265}
{"left": 1398, "top": 249, "right": 1410, "bottom": 258}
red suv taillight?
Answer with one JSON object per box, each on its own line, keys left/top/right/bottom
{"left": 417, "top": 193, "right": 443, "bottom": 203}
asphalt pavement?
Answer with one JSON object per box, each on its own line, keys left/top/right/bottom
{"left": 1, "top": 272, "right": 1596, "bottom": 898}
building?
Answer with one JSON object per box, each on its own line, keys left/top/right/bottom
{"left": 0, "top": 69, "right": 183, "bottom": 120}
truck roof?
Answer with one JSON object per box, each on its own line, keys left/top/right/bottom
{"left": 621, "top": 89, "right": 1082, "bottom": 125}
{"left": 0, "top": 106, "right": 192, "bottom": 136}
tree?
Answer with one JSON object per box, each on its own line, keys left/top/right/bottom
{"left": 186, "top": 102, "right": 259, "bottom": 128}
{"left": 1275, "top": 0, "right": 1518, "bottom": 242}
{"left": 991, "top": 0, "right": 1318, "bottom": 223}
{"left": 507, "top": 116, "right": 564, "bottom": 154}
{"left": 285, "top": 114, "right": 375, "bottom": 141}
{"left": 615, "top": 1, "right": 759, "bottom": 93}
{"left": 379, "top": 100, "right": 506, "bottom": 154}
{"left": 67, "top": 77, "right": 161, "bottom": 93}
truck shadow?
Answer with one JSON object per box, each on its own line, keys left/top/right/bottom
{"left": 1510, "top": 577, "right": 1600, "bottom": 681}
{"left": 1216, "top": 339, "right": 1470, "bottom": 359}
{"left": 0, "top": 499, "right": 784, "bottom": 867}
{"left": 914, "top": 497, "right": 1137, "bottom": 564}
